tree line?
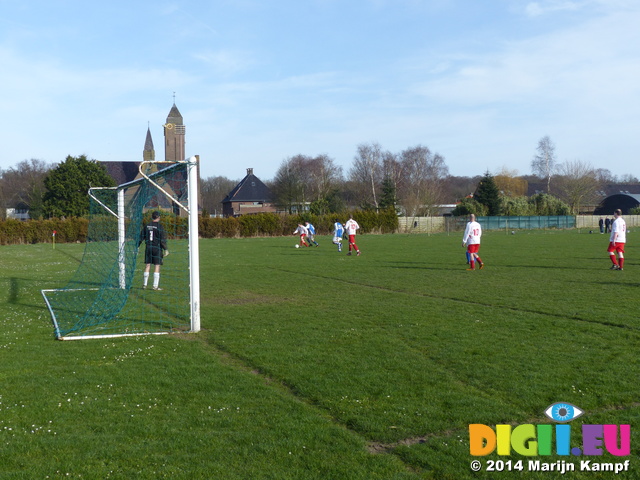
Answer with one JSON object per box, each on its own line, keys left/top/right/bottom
{"left": 202, "top": 138, "right": 637, "bottom": 217}
{"left": 1, "top": 137, "right": 639, "bottom": 219}
{"left": 0, "top": 155, "right": 114, "bottom": 220}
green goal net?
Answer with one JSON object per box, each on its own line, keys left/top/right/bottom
{"left": 42, "top": 158, "right": 200, "bottom": 340}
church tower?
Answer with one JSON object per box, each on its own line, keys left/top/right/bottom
{"left": 143, "top": 126, "right": 155, "bottom": 162}
{"left": 164, "top": 102, "right": 185, "bottom": 162}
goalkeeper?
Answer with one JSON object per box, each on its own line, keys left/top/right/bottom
{"left": 139, "top": 211, "right": 168, "bottom": 290}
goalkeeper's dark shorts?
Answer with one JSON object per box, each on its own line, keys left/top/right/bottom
{"left": 145, "top": 245, "right": 164, "bottom": 265}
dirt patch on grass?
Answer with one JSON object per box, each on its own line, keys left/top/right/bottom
{"left": 367, "top": 436, "right": 429, "bottom": 454}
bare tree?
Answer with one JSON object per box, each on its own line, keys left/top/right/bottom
{"left": 272, "top": 154, "right": 344, "bottom": 214}
{"left": 272, "top": 156, "right": 307, "bottom": 214}
{"left": 531, "top": 136, "right": 557, "bottom": 193}
{"left": 0, "top": 167, "right": 5, "bottom": 219}
{"left": 349, "top": 142, "right": 384, "bottom": 210}
{"left": 555, "top": 160, "right": 600, "bottom": 214}
{"left": 304, "top": 154, "right": 343, "bottom": 204}
{"left": 619, "top": 173, "right": 640, "bottom": 184}
{"left": 442, "top": 175, "right": 481, "bottom": 203}
{"left": 201, "top": 175, "right": 238, "bottom": 216}
{"left": 594, "top": 168, "right": 615, "bottom": 184}
{"left": 398, "top": 145, "right": 449, "bottom": 217}
{"left": 0, "top": 159, "right": 52, "bottom": 219}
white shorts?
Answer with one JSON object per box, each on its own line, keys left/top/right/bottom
{"left": 333, "top": 236, "right": 342, "bottom": 243}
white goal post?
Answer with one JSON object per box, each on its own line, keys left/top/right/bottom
{"left": 138, "top": 156, "right": 200, "bottom": 333}
{"left": 41, "top": 156, "right": 201, "bottom": 339}
{"left": 137, "top": 157, "right": 201, "bottom": 334}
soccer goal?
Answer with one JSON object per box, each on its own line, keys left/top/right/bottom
{"left": 41, "top": 157, "right": 200, "bottom": 340}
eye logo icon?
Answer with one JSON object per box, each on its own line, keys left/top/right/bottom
{"left": 544, "top": 402, "right": 584, "bottom": 422}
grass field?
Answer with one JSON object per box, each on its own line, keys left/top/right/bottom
{"left": 1, "top": 230, "right": 639, "bottom": 479}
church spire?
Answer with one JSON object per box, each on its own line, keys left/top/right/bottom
{"left": 143, "top": 125, "right": 155, "bottom": 162}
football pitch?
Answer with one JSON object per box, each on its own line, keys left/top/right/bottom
{"left": 1, "top": 230, "right": 638, "bottom": 479}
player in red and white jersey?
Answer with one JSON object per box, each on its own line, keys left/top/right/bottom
{"left": 293, "top": 224, "right": 309, "bottom": 247}
{"left": 462, "top": 213, "right": 484, "bottom": 270}
{"left": 344, "top": 216, "right": 361, "bottom": 256}
{"left": 608, "top": 209, "right": 626, "bottom": 270}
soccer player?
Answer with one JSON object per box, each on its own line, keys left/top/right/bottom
{"left": 332, "top": 221, "right": 344, "bottom": 252}
{"left": 608, "top": 209, "right": 626, "bottom": 270}
{"left": 344, "top": 216, "right": 361, "bottom": 256}
{"left": 293, "top": 223, "right": 309, "bottom": 247}
{"left": 462, "top": 213, "right": 484, "bottom": 270}
{"left": 304, "top": 221, "right": 319, "bottom": 247}
{"left": 139, "top": 211, "right": 168, "bottom": 290}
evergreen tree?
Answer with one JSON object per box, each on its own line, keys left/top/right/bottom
{"left": 43, "top": 155, "right": 115, "bottom": 217}
{"left": 379, "top": 177, "right": 397, "bottom": 210}
{"left": 473, "top": 171, "right": 501, "bottom": 215}
{"left": 309, "top": 198, "right": 330, "bottom": 215}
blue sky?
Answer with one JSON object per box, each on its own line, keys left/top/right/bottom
{"left": 1, "top": 0, "right": 639, "bottom": 181}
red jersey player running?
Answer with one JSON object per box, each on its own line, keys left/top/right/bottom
{"left": 462, "top": 213, "right": 484, "bottom": 270}
{"left": 344, "top": 216, "right": 361, "bottom": 256}
{"left": 608, "top": 209, "right": 626, "bottom": 270}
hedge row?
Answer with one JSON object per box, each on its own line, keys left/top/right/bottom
{"left": 0, "top": 210, "right": 399, "bottom": 245}
{"left": 200, "top": 210, "right": 399, "bottom": 238}
{"left": 0, "top": 218, "right": 88, "bottom": 245}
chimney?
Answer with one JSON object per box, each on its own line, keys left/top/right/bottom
{"left": 247, "top": 168, "right": 254, "bottom": 175}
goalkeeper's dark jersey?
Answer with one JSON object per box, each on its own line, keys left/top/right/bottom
{"left": 140, "top": 221, "right": 167, "bottom": 265}
{"left": 141, "top": 221, "right": 167, "bottom": 250}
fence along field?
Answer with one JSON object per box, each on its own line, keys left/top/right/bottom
{"left": 1, "top": 230, "right": 638, "bottom": 479}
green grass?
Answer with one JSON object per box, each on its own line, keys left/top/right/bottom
{"left": 1, "top": 230, "right": 639, "bottom": 479}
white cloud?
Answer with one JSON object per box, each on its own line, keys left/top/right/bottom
{"left": 525, "top": 1, "right": 582, "bottom": 17}
{"left": 523, "top": 0, "right": 638, "bottom": 17}
{"left": 409, "top": 6, "right": 640, "bottom": 109}
{"left": 191, "top": 49, "right": 255, "bottom": 75}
